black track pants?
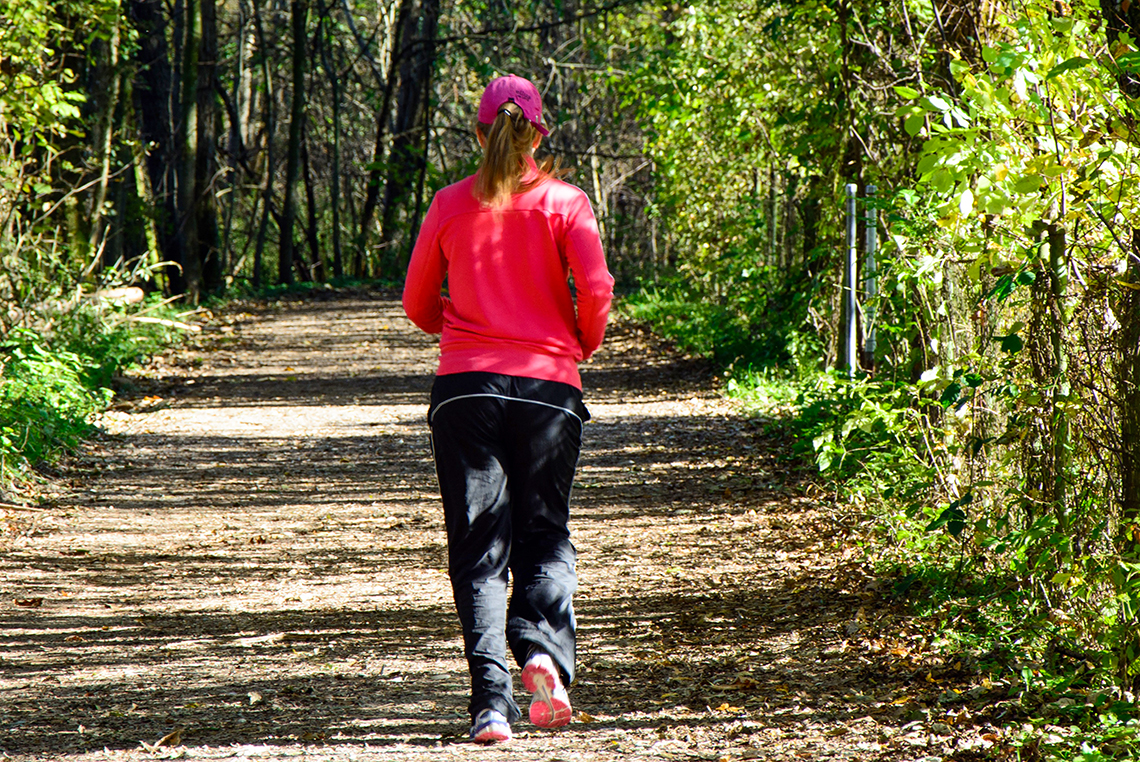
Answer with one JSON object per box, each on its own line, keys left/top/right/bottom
{"left": 429, "top": 372, "right": 586, "bottom": 723}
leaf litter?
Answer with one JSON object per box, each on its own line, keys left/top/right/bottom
{"left": 0, "top": 291, "right": 1008, "bottom": 761}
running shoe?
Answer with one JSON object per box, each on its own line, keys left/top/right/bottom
{"left": 470, "top": 708, "right": 511, "bottom": 744}
{"left": 521, "top": 651, "right": 572, "bottom": 728}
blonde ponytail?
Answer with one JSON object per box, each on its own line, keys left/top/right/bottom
{"left": 473, "top": 102, "right": 559, "bottom": 207}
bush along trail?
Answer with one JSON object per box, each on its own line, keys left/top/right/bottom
{"left": 2, "top": 292, "right": 1011, "bottom": 761}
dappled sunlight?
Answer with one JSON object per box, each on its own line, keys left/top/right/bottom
{"left": 1, "top": 298, "right": 948, "bottom": 761}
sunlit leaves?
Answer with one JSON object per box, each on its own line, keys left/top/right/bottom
{"left": 0, "top": 0, "right": 109, "bottom": 132}
{"left": 0, "top": 0, "right": 114, "bottom": 256}
{"left": 924, "top": 95, "right": 952, "bottom": 112}
{"left": 906, "top": 16, "right": 1137, "bottom": 243}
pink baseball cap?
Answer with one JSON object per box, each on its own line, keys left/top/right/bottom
{"left": 477, "top": 75, "right": 550, "bottom": 136}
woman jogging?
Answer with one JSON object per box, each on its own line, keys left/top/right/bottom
{"left": 402, "top": 74, "right": 614, "bottom": 744}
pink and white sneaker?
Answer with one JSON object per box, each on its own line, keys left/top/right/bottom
{"left": 521, "top": 651, "right": 571, "bottom": 728}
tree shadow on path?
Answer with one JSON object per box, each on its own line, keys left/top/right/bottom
{"left": 0, "top": 296, "right": 933, "bottom": 761}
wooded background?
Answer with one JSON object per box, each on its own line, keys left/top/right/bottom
{"left": 5, "top": 0, "right": 1140, "bottom": 725}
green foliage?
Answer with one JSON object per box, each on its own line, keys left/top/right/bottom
{"left": 794, "top": 3, "right": 1140, "bottom": 754}
{"left": 59, "top": 300, "right": 184, "bottom": 389}
{"left": 626, "top": 0, "right": 1140, "bottom": 754}
{"left": 0, "top": 333, "right": 107, "bottom": 474}
{"left": 0, "top": 296, "right": 183, "bottom": 489}
{"left": 0, "top": 0, "right": 92, "bottom": 135}
{"left": 0, "top": 0, "right": 129, "bottom": 333}
{"left": 879, "top": 0, "right": 1140, "bottom": 688}
{"left": 620, "top": 264, "right": 806, "bottom": 370}
{"left": 619, "top": 0, "right": 854, "bottom": 273}
{"left": 723, "top": 367, "right": 799, "bottom": 416}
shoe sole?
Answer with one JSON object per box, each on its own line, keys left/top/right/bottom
{"left": 471, "top": 726, "right": 511, "bottom": 744}
{"left": 522, "top": 659, "right": 571, "bottom": 728}
{"left": 471, "top": 719, "right": 511, "bottom": 744}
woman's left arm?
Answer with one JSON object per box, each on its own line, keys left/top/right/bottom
{"left": 562, "top": 192, "right": 615, "bottom": 359}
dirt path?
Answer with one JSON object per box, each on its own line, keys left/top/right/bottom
{"left": 1, "top": 293, "right": 983, "bottom": 761}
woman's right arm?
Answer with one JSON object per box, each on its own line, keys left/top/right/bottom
{"left": 402, "top": 199, "right": 448, "bottom": 334}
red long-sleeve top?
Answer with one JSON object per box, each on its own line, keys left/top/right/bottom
{"left": 402, "top": 159, "right": 614, "bottom": 389}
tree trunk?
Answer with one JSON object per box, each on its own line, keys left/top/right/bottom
{"left": 178, "top": 0, "right": 203, "bottom": 300}
{"left": 318, "top": 9, "right": 344, "bottom": 280}
{"left": 302, "top": 135, "right": 321, "bottom": 280}
{"left": 237, "top": 0, "right": 255, "bottom": 150}
{"left": 196, "top": 0, "right": 222, "bottom": 293}
{"left": 356, "top": 0, "right": 413, "bottom": 277}
{"left": 251, "top": 0, "right": 276, "bottom": 290}
{"left": 128, "top": 0, "right": 181, "bottom": 294}
{"left": 1121, "top": 234, "right": 1140, "bottom": 520}
{"left": 1049, "top": 223, "right": 1069, "bottom": 513}
{"left": 835, "top": 0, "right": 863, "bottom": 372}
{"left": 1100, "top": 0, "right": 1140, "bottom": 688}
{"left": 769, "top": 164, "right": 779, "bottom": 269}
{"left": 405, "top": 63, "right": 433, "bottom": 257}
{"left": 279, "top": 0, "right": 308, "bottom": 285}
{"left": 222, "top": 0, "right": 246, "bottom": 279}
{"left": 116, "top": 123, "right": 152, "bottom": 276}
{"left": 86, "top": 13, "right": 122, "bottom": 274}
{"left": 378, "top": 0, "right": 439, "bottom": 275}
{"left": 1101, "top": 0, "right": 1140, "bottom": 523}
{"left": 130, "top": 138, "right": 167, "bottom": 293}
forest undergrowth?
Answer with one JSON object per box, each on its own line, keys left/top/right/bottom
{"left": 623, "top": 281, "right": 1140, "bottom": 762}
{"left": 0, "top": 294, "right": 191, "bottom": 505}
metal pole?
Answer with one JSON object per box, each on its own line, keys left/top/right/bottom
{"left": 864, "top": 185, "right": 878, "bottom": 361}
{"left": 846, "top": 183, "right": 858, "bottom": 377}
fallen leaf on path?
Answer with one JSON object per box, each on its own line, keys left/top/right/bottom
{"left": 14, "top": 598, "right": 44, "bottom": 608}
{"left": 714, "top": 703, "right": 744, "bottom": 713}
{"left": 140, "top": 725, "right": 185, "bottom": 753}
